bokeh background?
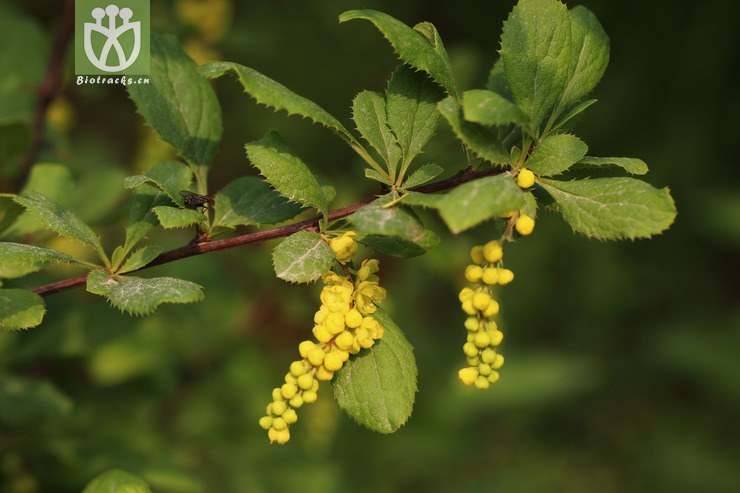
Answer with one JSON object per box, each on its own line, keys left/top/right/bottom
{"left": 1, "top": 0, "right": 738, "bottom": 492}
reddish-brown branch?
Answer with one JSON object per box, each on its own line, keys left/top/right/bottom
{"left": 30, "top": 166, "right": 506, "bottom": 296}
{"left": 11, "top": 0, "right": 75, "bottom": 191}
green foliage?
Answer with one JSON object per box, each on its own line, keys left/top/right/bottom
{"left": 123, "top": 161, "right": 194, "bottom": 207}
{"left": 437, "top": 175, "right": 525, "bottom": 233}
{"left": 212, "top": 176, "right": 303, "bottom": 231}
{"left": 0, "top": 288, "right": 45, "bottom": 330}
{"left": 86, "top": 269, "right": 204, "bottom": 315}
{"left": 524, "top": 133, "right": 588, "bottom": 176}
{"left": 14, "top": 191, "right": 109, "bottom": 265}
{"left": 128, "top": 34, "right": 222, "bottom": 179}
{"left": 577, "top": 156, "right": 649, "bottom": 175}
{"left": 81, "top": 470, "right": 152, "bottom": 493}
{"left": 401, "top": 163, "right": 443, "bottom": 189}
{"left": 272, "top": 231, "right": 335, "bottom": 283}
{"left": 339, "top": 10, "right": 458, "bottom": 97}
{"left": 0, "top": 242, "right": 80, "bottom": 278}
{"left": 118, "top": 246, "right": 164, "bottom": 274}
{"left": 352, "top": 90, "right": 401, "bottom": 181}
{"left": 333, "top": 308, "right": 417, "bottom": 433}
{"left": 152, "top": 206, "right": 207, "bottom": 229}
{"left": 462, "top": 89, "right": 528, "bottom": 126}
{"left": 540, "top": 177, "right": 676, "bottom": 239}
{"left": 437, "top": 96, "right": 509, "bottom": 164}
{"left": 245, "top": 131, "right": 328, "bottom": 218}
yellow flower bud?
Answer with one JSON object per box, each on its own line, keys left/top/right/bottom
{"left": 458, "top": 367, "right": 479, "bottom": 386}
{"left": 497, "top": 269, "right": 514, "bottom": 285}
{"left": 482, "top": 300, "right": 500, "bottom": 317}
{"left": 481, "top": 268, "right": 499, "bottom": 285}
{"left": 516, "top": 168, "right": 535, "bottom": 188}
{"left": 298, "top": 340, "right": 315, "bottom": 358}
{"left": 313, "top": 324, "right": 333, "bottom": 343}
{"left": 289, "top": 395, "right": 304, "bottom": 408}
{"left": 315, "top": 366, "right": 334, "bottom": 381}
{"left": 458, "top": 287, "right": 474, "bottom": 302}
{"left": 307, "top": 347, "right": 326, "bottom": 367}
{"left": 472, "top": 292, "right": 491, "bottom": 311}
{"left": 490, "top": 330, "right": 504, "bottom": 346}
{"left": 483, "top": 240, "right": 503, "bottom": 263}
{"left": 474, "top": 375, "right": 490, "bottom": 389}
{"left": 492, "top": 354, "right": 505, "bottom": 369}
{"left": 344, "top": 308, "right": 363, "bottom": 329}
{"left": 470, "top": 245, "right": 485, "bottom": 264}
{"left": 258, "top": 416, "right": 272, "bottom": 430}
{"left": 325, "top": 312, "right": 346, "bottom": 335}
{"left": 481, "top": 348, "right": 496, "bottom": 364}
{"left": 303, "top": 390, "right": 318, "bottom": 404}
{"left": 473, "top": 331, "right": 491, "bottom": 348}
{"left": 282, "top": 408, "right": 298, "bottom": 424}
{"left": 281, "top": 383, "right": 298, "bottom": 400}
{"left": 271, "top": 401, "right": 287, "bottom": 416}
{"left": 268, "top": 427, "right": 290, "bottom": 444}
{"left": 478, "top": 363, "right": 492, "bottom": 376}
{"left": 334, "top": 330, "right": 354, "bottom": 351}
{"left": 461, "top": 299, "right": 477, "bottom": 315}
{"left": 463, "top": 342, "right": 479, "bottom": 358}
{"left": 323, "top": 352, "right": 343, "bottom": 372}
{"left": 464, "top": 317, "right": 479, "bottom": 331}
{"left": 515, "top": 215, "right": 535, "bottom": 236}
{"left": 297, "top": 373, "right": 314, "bottom": 391}
{"left": 289, "top": 360, "right": 307, "bottom": 376}
{"left": 465, "top": 264, "right": 483, "bottom": 283}
{"left": 487, "top": 371, "right": 501, "bottom": 383}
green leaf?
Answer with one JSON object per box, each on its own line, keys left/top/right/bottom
{"left": 551, "top": 98, "right": 597, "bottom": 131}
{"left": 349, "top": 201, "right": 436, "bottom": 258}
{"left": 486, "top": 60, "right": 514, "bottom": 101}
{"left": 118, "top": 246, "right": 164, "bottom": 274}
{"left": 360, "top": 229, "right": 439, "bottom": 258}
{"left": 437, "top": 174, "right": 525, "bottom": 233}
{"left": 212, "top": 176, "right": 303, "bottom": 230}
{"left": 86, "top": 269, "right": 204, "bottom": 316}
{"left": 0, "top": 242, "right": 82, "bottom": 279}
{"left": 521, "top": 190, "right": 539, "bottom": 219}
{"left": 364, "top": 168, "right": 391, "bottom": 185}
{"left": 437, "top": 96, "right": 509, "bottom": 165}
{"left": 0, "top": 373, "right": 72, "bottom": 426}
{"left": 386, "top": 65, "right": 445, "bottom": 175}
{"left": 333, "top": 307, "right": 417, "bottom": 433}
{"left": 14, "top": 192, "right": 108, "bottom": 265}
{"left": 128, "top": 33, "right": 222, "bottom": 168}
{"left": 339, "top": 10, "right": 458, "bottom": 97}
{"left": 122, "top": 185, "right": 171, "bottom": 256}
{"left": 245, "top": 130, "right": 327, "bottom": 216}
{"left": 500, "top": 0, "right": 572, "bottom": 130}
{"left": 151, "top": 206, "right": 207, "bottom": 229}
{"left": 0, "top": 195, "right": 23, "bottom": 236}
{"left": 123, "top": 161, "right": 194, "bottom": 207}
{"left": 82, "top": 469, "right": 152, "bottom": 493}
{"left": 401, "top": 191, "right": 445, "bottom": 209}
{"left": 402, "top": 163, "right": 443, "bottom": 189}
{"left": 6, "top": 163, "right": 74, "bottom": 237}
{"left": 556, "top": 6, "right": 609, "bottom": 114}
{"left": 272, "top": 231, "right": 334, "bottom": 284}
{"left": 200, "top": 60, "right": 353, "bottom": 141}
{"left": 577, "top": 156, "right": 649, "bottom": 175}
{"left": 525, "top": 133, "right": 588, "bottom": 177}
{"left": 0, "top": 289, "right": 45, "bottom": 330}
{"left": 462, "top": 89, "right": 528, "bottom": 126}
{"left": 0, "top": 3, "right": 48, "bottom": 124}
{"left": 352, "top": 90, "right": 400, "bottom": 177}
{"left": 540, "top": 177, "right": 677, "bottom": 239}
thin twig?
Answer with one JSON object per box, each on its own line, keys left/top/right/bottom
{"left": 12, "top": 0, "right": 75, "bottom": 191}
{"left": 31, "top": 166, "right": 506, "bottom": 296}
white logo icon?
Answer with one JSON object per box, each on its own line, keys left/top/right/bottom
{"left": 84, "top": 4, "right": 141, "bottom": 72}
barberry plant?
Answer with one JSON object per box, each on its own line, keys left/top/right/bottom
{"left": 0, "top": 0, "right": 676, "bottom": 451}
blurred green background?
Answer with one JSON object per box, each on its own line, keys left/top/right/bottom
{"left": 1, "top": 0, "right": 738, "bottom": 492}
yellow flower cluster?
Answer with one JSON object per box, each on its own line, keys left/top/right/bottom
{"left": 457, "top": 240, "right": 509, "bottom": 390}
{"left": 329, "top": 231, "right": 358, "bottom": 263}
{"left": 259, "top": 255, "right": 386, "bottom": 444}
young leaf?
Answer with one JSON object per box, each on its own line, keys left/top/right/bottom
{"left": 0, "top": 195, "right": 23, "bottom": 236}
{"left": 386, "top": 65, "right": 445, "bottom": 175}
{"left": 81, "top": 469, "right": 152, "bottom": 493}
{"left": 555, "top": 6, "right": 610, "bottom": 114}
{"left": 213, "top": 176, "right": 303, "bottom": 230}
{"left": 199, "top": 61, "right": 353, "bottom": 141}
{"left": 500, "top": 0, "right": 572, "bottom": 130}
{"left": 539, "top": 177, "right": 677, "bottom": 239}
{"left": 521, "top": 190, "right": 539, "bottom": 219}
{"left": 0, "top": 289, "right": 45, "bottom": 330}
{"left": 272, "top": 231, "right": 334, "bottom": 284}
{"left": 437, "top": 96, "right": 509, "bottom": 165}
{"left": 118, "top": 246, "right": 164, "bottom": 274}
{"left": 551, "top": 98, "right": 597, "bottom": 131}
{"left": 339, "top": 10, "right": 458, "bottom": 97}
{"left": 151, "top": 206, "right": 207, "bottom": 229}
{"left": 333, "top": 307, "right": 417, "bottom": 433}
{"left": 402, "top": 163, "right": 443, "bottom": 189}
{"left": 576, "top": 156, "right": 649, "bottom": 175}
{"left": 0, "top": 242, "right": 82, "bottom": 279}
{"left": 245, "top": 131, "right": 327, "bottom": 217}
{"left": 14, "top": 192, "right": 108, "bottom": 265}
{"left": 462, "top": 89, "right": 528, "bottom": 126}
{"left": 128, "top": 33, "right": 222, "bottom": 168}
{"left": 349, "top": 201, "right": 424, "bottom": 240}
{"left": 401, "top": 191, "right": 445, "bottom": 209}
{"left": 86, "top": 269, "right": 204, "bottom": 316}
{"left": 486, "top": 60, "right": 514, "bottom": 101}
{"left": 525, "top": 133, "right": 588, "bottom": 177}
{"left": 437, "top": 174, "right": 525, "bottom": 233}
{"left": 123, "top": 161, "right": 194, "bottom": 207}
{"left": 352, "top": 90, "right": 400, "bottom": 177}
{"left": 5, "top": 163, "right": 74, "bottom": 237}
{"left": 364, "top": 168, "right": 392, "bottom": 185}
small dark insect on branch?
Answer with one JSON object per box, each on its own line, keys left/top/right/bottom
{"left": 179, "top": 190, "right": 214, "bottom": 211}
